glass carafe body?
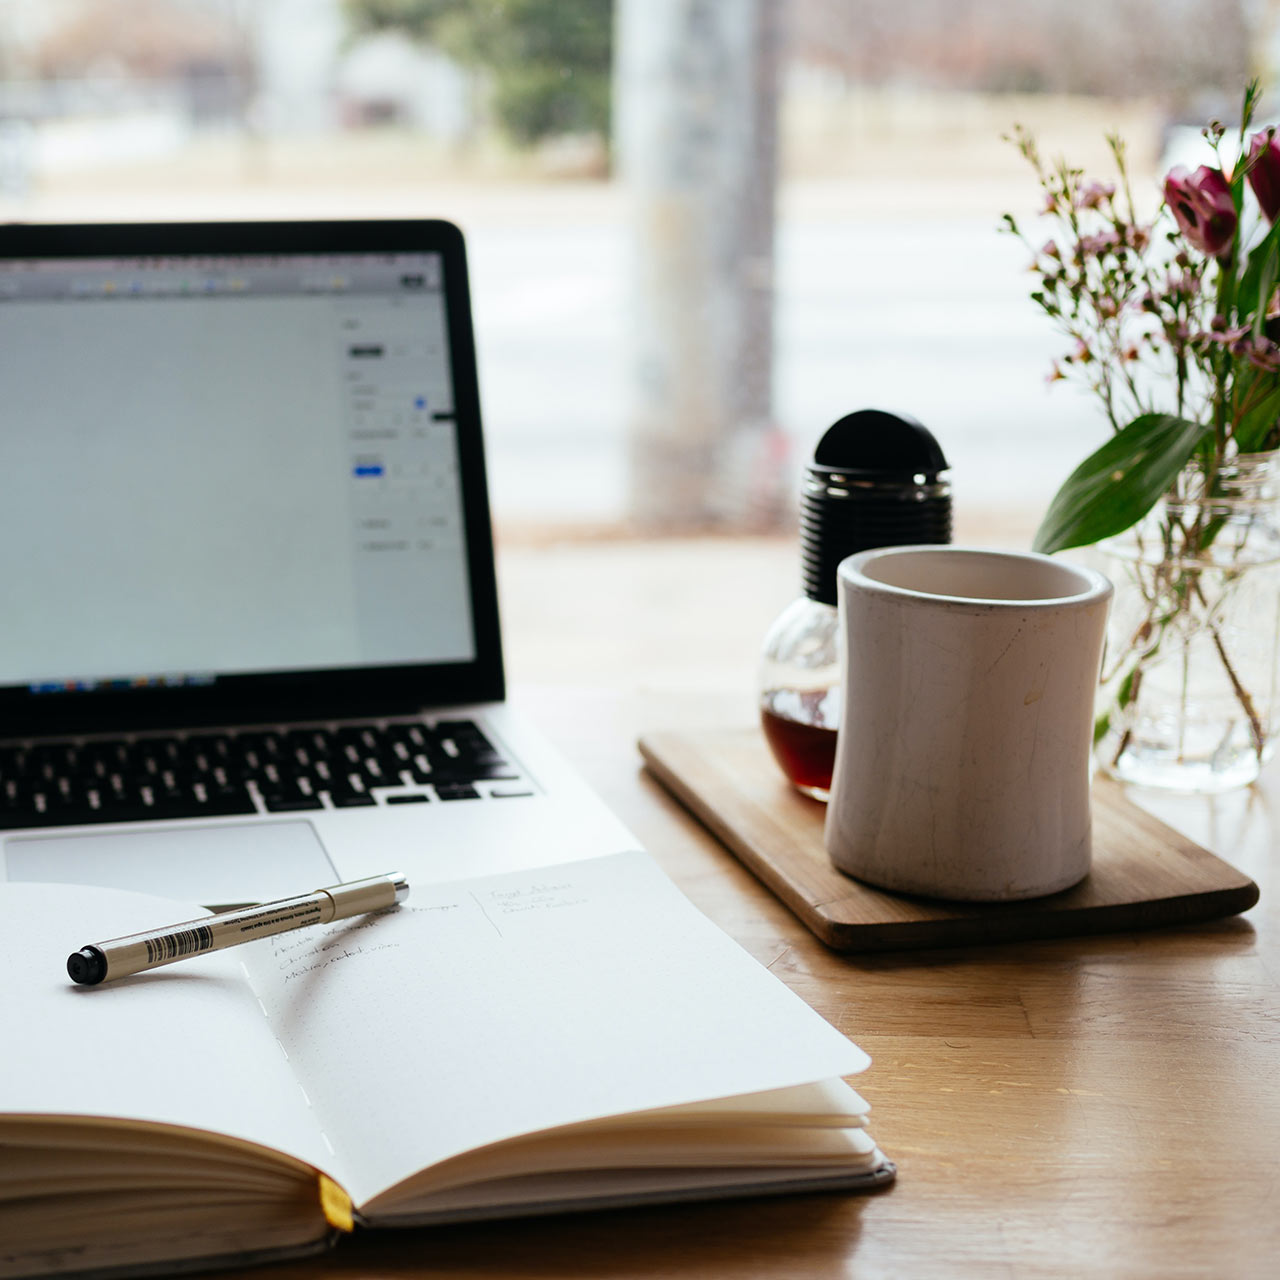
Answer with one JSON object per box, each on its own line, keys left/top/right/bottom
{"left": 759, "top": 598, "right": 840, "bottom": 801}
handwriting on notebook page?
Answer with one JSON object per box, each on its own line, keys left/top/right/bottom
{"left": 271, "top": 910, "right": 403, "bottom": 985}
{"left": 486, "top": 882, "right": 587, "bottom": 915}
{"left": 266, "top": 872, "right": 593, "bottom": 982}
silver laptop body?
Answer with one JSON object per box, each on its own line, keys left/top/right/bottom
{"left": 0, "top": 220, "right": 635, "bottom": 905}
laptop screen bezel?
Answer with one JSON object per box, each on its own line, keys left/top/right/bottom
{"left": 0, "top": 219, "right": 505, "bottom": 736}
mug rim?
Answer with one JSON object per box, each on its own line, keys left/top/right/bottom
{"left": 838, "top": 545, "right": 1112, "bottom": 608}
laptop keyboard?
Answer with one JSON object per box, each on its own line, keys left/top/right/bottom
{"left": 0, "top": 719, "right": 530, "bottom": 830}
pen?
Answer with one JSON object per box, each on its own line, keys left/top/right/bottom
{"left": 66, "top": 872, "right": 410, "bottom": 986}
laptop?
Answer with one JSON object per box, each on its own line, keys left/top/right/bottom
{"left": 0, "top": 219, "right": 637, "bottom": 906}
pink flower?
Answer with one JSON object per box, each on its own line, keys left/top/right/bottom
{"left": 1125, "top": 224, "right": 1152, "bottom": 252}
{"left": 1199, "top": 323, "right": 1250, "bottom": 347}
{"left": 1165, "top": 268, "right": 1201, "bottom": 298}
{"left": 1078, "top": 230, "right": 1120, "bottom": 256}
{"left": 1247, "top": 130, "right": 1280, "bottom": 223}
{"left": 1076, "top": 181, "right": 1115, "bottom": 210}
{"left": 1163, "top": 165, "right": 1238, "bottom": 258}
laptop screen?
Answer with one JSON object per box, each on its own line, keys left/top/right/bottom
{"left": 0, "top": 222, "right": 503, "bottom": 735}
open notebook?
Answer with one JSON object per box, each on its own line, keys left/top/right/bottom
{"left": 0, "top": 851, "right": 893, "bottom": 1278}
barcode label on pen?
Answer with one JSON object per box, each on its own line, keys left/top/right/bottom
{"left": 145, "top": 925, "right": 214, "bottom": 964}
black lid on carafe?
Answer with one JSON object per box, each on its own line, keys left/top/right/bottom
{"left": 801, "top": 409, "right": 951, "bottom": 605}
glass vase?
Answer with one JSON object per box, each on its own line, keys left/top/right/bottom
{"left": 1091, "top": 451, "right": 1280, "bottom": 791}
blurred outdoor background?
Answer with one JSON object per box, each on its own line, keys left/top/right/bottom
{"left": 0, "top": 0, "right": 1273, "bottom": 550}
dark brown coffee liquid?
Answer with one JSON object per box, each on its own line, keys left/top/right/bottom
{"left": 760, "top": 706, "right": 838, "bottom": 800}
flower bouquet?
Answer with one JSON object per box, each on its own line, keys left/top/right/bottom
{"left": 1005, "top": 83, "right": 1280, "bottom": 789}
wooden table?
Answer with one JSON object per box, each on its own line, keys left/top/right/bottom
{"left": 230, "top": 684, "right": 1279, "bottom": 1280}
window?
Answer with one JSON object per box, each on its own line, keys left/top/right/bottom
{"left": 0, "top": 0, "right": 1258, "bottom": 540}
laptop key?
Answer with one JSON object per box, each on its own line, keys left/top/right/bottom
{"left": 360, "top": 757, "right": 391, "bottom": 786}
{"left": 328, "top": 788, "right": 377, "bottom": 808}
{"left": 262, "top": 794, "right": 324, "bottom": 813}
{"left": 202, "top": 783, "right": 259, "bottom": 816}
{"left": 260, "top": 777, "right": 322, "bottom": 813}
{"left": 187, "top": 733, "right": 234, "bottom": 761}
{"left": 285, "top": 728, "right": 334, "bottom": 757}
{"left": 415, "top": 757, "right": 518, "bottom": 784}
{"left": 457, "top": 762, "right": 520, "bottom": 781}
{"left": 238, "top": 731, "right": 283, "bottom": 756}
{"left": 435, "top": 783, "right": 480, "bottom": 801}
{"left": 437, "top": 721, "right": 500, "bottom": 755}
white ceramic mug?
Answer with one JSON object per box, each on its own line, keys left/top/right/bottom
{"left": 823, "top": 546, "right": 1113, "bottom": 901}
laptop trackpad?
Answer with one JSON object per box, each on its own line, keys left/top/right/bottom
{"left": 3, "top": 821, "right": 339, "bottom": 909}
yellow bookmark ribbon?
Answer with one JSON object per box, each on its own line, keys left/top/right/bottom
{"left": 318, "top": 1174, "right": 354, "bottom": 1233}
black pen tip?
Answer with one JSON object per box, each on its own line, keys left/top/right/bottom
{"left": 67, "top": 947, "right": 107, "bottom": 986}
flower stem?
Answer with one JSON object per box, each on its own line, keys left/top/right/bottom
{"left": 1208, "top": 621, "right": 1266, "bottom": 759}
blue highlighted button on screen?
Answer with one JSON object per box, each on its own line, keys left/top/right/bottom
{"left": 353, "top": 465, "right": 385, "bottom": 477}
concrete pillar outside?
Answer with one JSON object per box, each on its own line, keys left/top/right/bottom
{"left": 614, "top": 0, "right": 787, "bottom": 529}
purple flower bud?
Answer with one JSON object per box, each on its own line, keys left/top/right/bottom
{"left": 1163, "top": 165, "right": 1238, "bottom": 258}
{"left": 1247, "top": 131, "right": 1280, "bottom": 223}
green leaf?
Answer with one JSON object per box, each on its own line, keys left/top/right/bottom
{"left": 1237, "top": 219, "right": 1280, "bottom": 321}
{"left": 1230, "top": 165, "right": 1247, "bottom": 218}
{"left": 1032, "top": 413, "right": 1210, "bottom": 554}
{"left": 1251, "top": 244, "right": 1278, "bottom": 339}
{"left": 1236, "top": 375, "right": 1280, "bottom": 452}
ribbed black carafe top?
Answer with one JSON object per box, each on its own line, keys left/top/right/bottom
{"left": 801, "top": 409, "right": 952, "bottom": 606}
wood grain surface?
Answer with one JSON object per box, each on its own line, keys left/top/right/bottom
{"left": 212, "top": 687, "right": 1280, "bottom": 1280}
{"left": 638, "top": 726, "right": 1260, "bottom": 950}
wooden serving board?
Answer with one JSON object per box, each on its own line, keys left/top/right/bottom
{"left": 639, "top": 727, "right": 1260, "bottom": 951}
